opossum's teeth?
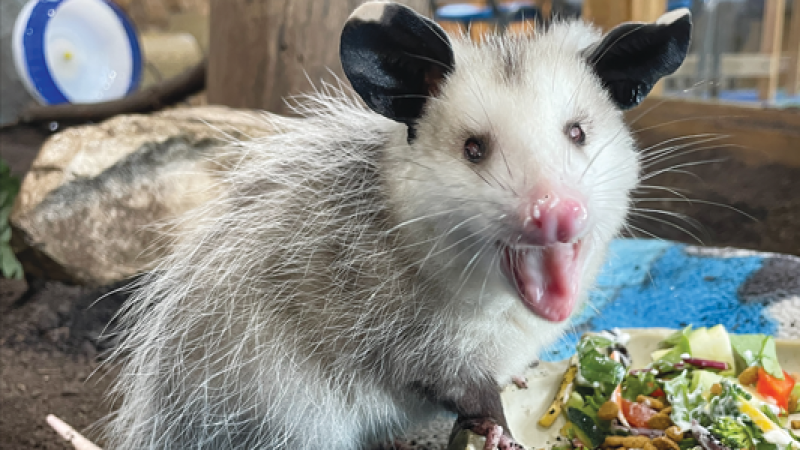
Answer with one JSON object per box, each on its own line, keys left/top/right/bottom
{"left": 501, "top": 241, "right": 583, "bottom": 322}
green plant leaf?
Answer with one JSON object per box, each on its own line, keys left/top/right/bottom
{"left": 0, "top": 157, "right": 23, "bottom": 279}
{"left": 0, "top": 225, "right": 11, "bottom": 243}
{"left": 0, "top": 244, "right": 23, "bottom": 279}
{"left": 0, "top": 208, "right": 10, "bottom": 227}
{"left": 0, "top": 159, "right": 10, "bottom": 177}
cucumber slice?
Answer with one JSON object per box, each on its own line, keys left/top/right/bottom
{"left": 688, "top": 325, "right": 736, "bottom": 375}
{"left": 565, "top": 407, "right": 605, "bottom": 448}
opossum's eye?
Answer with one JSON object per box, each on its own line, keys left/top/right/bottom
{"left": 566, "top": 123, "right": 586, "bottom": 145}
{"left": 463, "top": 137, "right": 487, "bottom": 163}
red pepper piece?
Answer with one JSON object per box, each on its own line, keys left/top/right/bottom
{"left": 756, "top": 367, "right": 796, "bottom": 412}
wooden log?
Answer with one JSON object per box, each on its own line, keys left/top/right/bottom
{"left": 207, "top": 0, "right": 431, "bottom": 114}
{"left": 626, "top": 97, "right": 800, "bottom": 169}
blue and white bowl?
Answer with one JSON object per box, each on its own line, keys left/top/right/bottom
{"left": 12, "top": 0, "right": 142, "bottom": 105}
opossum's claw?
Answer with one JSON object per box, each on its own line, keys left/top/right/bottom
{"left": 498, "top": 435, "right": 525, "bottom": 450}
{"left": 371, "top": 439, "right": 414, "bottom": 450}
{"left": 457, "top": 418, "right": 524, "bottom": 450}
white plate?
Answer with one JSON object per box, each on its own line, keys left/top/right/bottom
{"left": 455, "top": 328, "right": 800, "bottom": 449}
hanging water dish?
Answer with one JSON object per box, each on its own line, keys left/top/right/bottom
{"left": 11, "top": 0, "right": 142, "bottom": 105}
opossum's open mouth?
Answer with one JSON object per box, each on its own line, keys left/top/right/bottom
{"left": 500, "top": 241, "right": 583, "bottom": 322}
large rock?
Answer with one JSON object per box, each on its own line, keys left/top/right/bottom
{"left": 10, "top": 106, "right": 275, "bottom": 285}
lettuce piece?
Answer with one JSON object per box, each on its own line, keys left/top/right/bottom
{"left": 758, "top": 337, "right": 782, "bottom": 379}
{"left": 622, "top": 370, "right": 660, "bottom": 401}
{"left": 658, "top": 332, "right": 692, "bottom": 365}
{"left": 576, "top": 337, "right": 625, "bottom": 397}
{"left": 730, "top": 333, "right": 766, "bottom": 367}
{"left": 585, "top": 389, "right": 608, "bottom": 412}
{"left": 660, "top": 344, "right": 691, "bottom": 365}
{"left": 660, "top": 325, "right": 693, "bottom": 348}
{"left": 729, "top": 334, "right": 783, "bottom": 379}
{"left": 577, "top": 335, "right": 615, "bottom": 354}
{"left": 655, "top": 326, "right": 693, "bottom": 365}
{"left": 664, "top": 370, "right": 706, "bottom": 430}
{"left": 577, "top": 349, "right": 625, "bottom": 396}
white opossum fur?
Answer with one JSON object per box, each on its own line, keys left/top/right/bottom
{"left": 106, "top": 3, "right": 691, "bottom": 449}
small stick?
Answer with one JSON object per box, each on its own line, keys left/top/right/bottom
{"left": 46, "top": 414, "right": 103, "bottom": 450}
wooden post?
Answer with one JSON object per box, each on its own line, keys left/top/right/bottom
{"left": 581, "top": 0, "right": 632, "bottom": 32}
{"left": 539, "top": 0, "right": 552, "bottom": 18}
{"left": 630, "top": 0, "right": 666, "bottom": 23}
{"left": 581, "top": 0, "right": 667, "bottom": 96}
{"left": 787, "top": 0, "right": 800, "bottom": 95}
{"left": 758, "top": 0, "right": 786, "bottom": 101}
{"left": 581, "top": 0, "right": 666, "bottom": 30}
{"left": 207, "top": 0, "right": 430, "bottom": 114}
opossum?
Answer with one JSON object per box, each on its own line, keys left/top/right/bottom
{"left": 106, "top": 2, "right": 692, "bottom": 449}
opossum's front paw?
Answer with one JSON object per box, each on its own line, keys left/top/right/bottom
{"left": 371, "top": 439, "right": 413, "bottom": 450}
{"left": 511, "top": 375, "right": 528, "bottom": 389}
{"left": 458, "top": 418, "right": 524, "bottom": 450}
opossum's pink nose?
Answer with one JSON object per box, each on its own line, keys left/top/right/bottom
{"left": 520, "top": 188, "right": 588, "bottom": 245}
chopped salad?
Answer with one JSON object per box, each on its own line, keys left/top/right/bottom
{"left": 538, "top": 326, "right": 800, "bottom": 450}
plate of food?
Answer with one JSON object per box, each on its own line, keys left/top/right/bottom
{"left": 451, "top": 326, "right": 800, "bottom": 450}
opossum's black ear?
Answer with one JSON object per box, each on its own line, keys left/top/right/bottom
{"left": 584, "top": 8, "right": 692, "bottom": 110}
{"left": 340, "top": 1, "right": 454, "bottom": 138}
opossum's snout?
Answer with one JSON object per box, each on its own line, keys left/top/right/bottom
{"left": 498, "top": 186, "right": 589, "bottom": 323}
{"left": 519, "top": 186, "right": 588, "bottom": 246}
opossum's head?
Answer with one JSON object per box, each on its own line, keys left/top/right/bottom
{"left": 341, "top": 3, "right": 691, "bottom": 323}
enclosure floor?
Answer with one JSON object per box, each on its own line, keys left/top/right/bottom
{"left": 629, "top": 146, "right": 800, "bottom": 257}
{"left": 0, "top": 279, "right": 124, "bottom": 450}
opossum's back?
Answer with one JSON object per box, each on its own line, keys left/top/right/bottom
{"left": 109, "top": 93, "right": 416, "bottom": 447}
{"left": 110, "top": 225, "right": 406, "bottom": 449}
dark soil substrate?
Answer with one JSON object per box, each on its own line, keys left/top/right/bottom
{"left": 0, "top": 278, "right": 128, "bottom": 450}
{"left": 627, "top": 146, "right": 800, "bottom": 257}
{"left": 2, "top": 124, "right": 800, "bottom": 449}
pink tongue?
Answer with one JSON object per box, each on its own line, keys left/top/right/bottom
{"left": 513, "top": 243, "right": 581, "bottom": 322}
